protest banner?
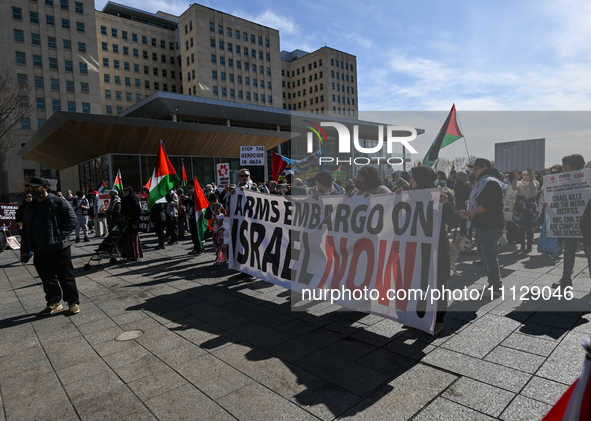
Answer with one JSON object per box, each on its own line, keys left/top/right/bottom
{"left": 494, "top": 138, "right": 545, "bottom": 172}
{"left": 0, "top": 203, "right": 19, "bottom": 231}
{"left": 226, "top": 189, "right": 442, "bottom": 333}
{"left": 543, "top": 169, "right": 591, "bottom": 238}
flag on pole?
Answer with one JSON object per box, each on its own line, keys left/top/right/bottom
{"left": 422, "top": 104, "right": 463, "bottom": 167}
{"left": 97, "top": 180, "right": 108, "bottom": 194}
{"left": 193, "top": 177, "right": 210, "bottom": 244}
{"left": 181, "top": 159, "right": 188, "bottom": 193}
{"left": 542, "top": 337, "right": 591, "bottom": 420}
{"left": 144, "top": 178, "right": 151, "bottom": 190}
{"left": 272, "top": 151, "right": 288, "bottom": 181}
{"left": 148, "top": 142, "right": 180, "bottom": 209}
{"left": 112, "top": 170, "right": 123, "bottom": 193}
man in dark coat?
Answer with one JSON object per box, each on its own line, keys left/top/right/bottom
{"left": 20, "top": 177, "right": 80, "bottom": 316}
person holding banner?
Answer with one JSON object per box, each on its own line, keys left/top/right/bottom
{"left": 551, "top": 154, "right": 591, "bottom": 289}
{"left": 351, "top": 166, "right": 391, "bottom": 196}
{"left": 461, "top": 158, "right": 505, "bottom": 296}
{"left": 309, "top": 171, "right": 340, "bottom": 196}
{"left": 408, "top": 166, "right": 460, "bottom": 334}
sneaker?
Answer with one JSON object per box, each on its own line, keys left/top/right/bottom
{"left": 433, "top": 322, "right": 444, "bottom": 335}
{"left": 39, "top": 303, "right": 63, "bottom": 316}
{"left": 84, "top": 237, "right": 90, "bottom": 243}
{"left": 68, "top": 303, "right": 80, "bottom": 315}
{"left": 155, "top": 245, "right": 165, "bottom": 250}
{"left": 552, "top": 277, "right": 572, "bottom": 289}
{"left": 75, "top": 238, "right": 80, "bottom": 243}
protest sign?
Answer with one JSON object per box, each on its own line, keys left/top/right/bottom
{"left": 217, "top": 163, "right": 230, "bottom": 185}
{"left": 226, "top": 189, "right": 442, "bottom": 333}
{"left": 494, "top": 138, "right": 545, "bottom": 172}
{"left": 0, "top": 203, "right": 19, "bottom": 231}
{"left": 240, "top": 146, "right": 265, "bottom": 166}
{"left": 543, "top": 169, "right": 591, "bottom": 238}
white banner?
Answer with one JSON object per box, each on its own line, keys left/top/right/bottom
{"left": 543, "top": 169, "right": 591, "bottom": 238}
{"left": 227, "top": 189, "right": 442, "bottom": 333}
{"left": 240, "top": 146, "right": 265, "bottom": 166}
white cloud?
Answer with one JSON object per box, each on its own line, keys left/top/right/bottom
{"left": 237, "top": 10, "right": 297, "bottom": 34}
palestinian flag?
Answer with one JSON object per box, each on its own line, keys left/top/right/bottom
{"left": 272, "top": 151, "right": 288, "bottom": 181}
{"left": 112, "top": 170, "right": 123, "bottom": 193}
{"left": 148, "top": 142, "right": 180, "bottom": 209}
{"left": 181, "top": 159, "right": 188, "bottom": 193}
{"left": 97, "top": 180, "right": 108, "bottom": 194}
{"left": 193, "top": 177, "right": 210, "bottom": 244}
{"left": 422, "top": 104, "right": 463, "bottom": 167}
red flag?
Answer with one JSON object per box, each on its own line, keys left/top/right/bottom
{"left": 181, "top": 159, "right": 188, "bottom": 190}
{"left": 272, "top": 151, "right": 288, "bottom": 181}
{"left": 418, "top": 161, "right": 421, "bottom": 166}
{"left": 451, "top": 163, "right": 456, "bottom": 174}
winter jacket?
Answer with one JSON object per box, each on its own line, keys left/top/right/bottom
{"left": 21, "top": 193, "right": 77, "bottom": 253}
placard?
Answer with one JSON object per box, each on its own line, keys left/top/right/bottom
{"left": 240, "top": 146, "right": 265, "bottom": 166}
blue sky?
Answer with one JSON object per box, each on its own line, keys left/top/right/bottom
{"left": 96, "top": 0, "right": 591, "bottom": 166}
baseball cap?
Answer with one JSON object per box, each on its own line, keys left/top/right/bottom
{"left": 467, "top": 158, "right": 492, "bottom": 169}
{"left": 25, "top": 177, "right": 50, "bottom": 187}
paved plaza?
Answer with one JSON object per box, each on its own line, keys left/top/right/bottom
{"left": 1, "top": 233, "right": 590, "bottom": 420}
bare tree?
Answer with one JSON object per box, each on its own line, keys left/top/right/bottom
{"left": 0, "top": 69, "right": 33, "bottom": 155}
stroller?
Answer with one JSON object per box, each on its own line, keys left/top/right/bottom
{"left": 83, "top": 219, "right": 131, "bottom": 271}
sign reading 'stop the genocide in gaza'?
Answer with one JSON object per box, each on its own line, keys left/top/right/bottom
{"left": 543, "top": 169, "right": 591, "bottom": 238}
{"left": 240, "top": 146, "right": 265, "bottom": 166}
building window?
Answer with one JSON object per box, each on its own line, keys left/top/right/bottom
{"left": 52, "top": 99, "right": 61, "bottom": 111}
{"left": 103, "top": 58, "right": 109, "bottom": 67}
{"left": 32, "top": 33, "right": 41, "bottom": 46}
{"left": 221, "top": 87, "right": 226, "bottom": 96}
{"left": 123, "top": 46, "right": 129, "bottom": 56}
{"left": 76, "top": 22, "right": 84, "bottom": 32}
{"left": 135, "top": 79, "right": 140, "bottom": 88}
{"left": 62, "top": 19, "right": 70, "bottom": 29}
{"left": 104, "top": 74, "right": 110, "bottom": 83}
{"left": 32, "top": 55, "right": 42, "bottom": 67}
{"left": 63, "top": 40, "right": 72, "bottom": 50}
{"left": 251, "top": 49, "right": 255, "bottom": 58}
{"left": 134, "top": 64, "right": 139, "bottom": 72}
{"left": 246, "top": 92, "right": 250, "bottom": 100}
{"left": 79, "top": 62, "right": 88, "bottom": 74}
{"left": 254, "top": 93, "right": 258, "bottom": 101}
{"left": 116, "top": 107, "right": 122, "bottom": 113}
{"left": 80, "top": 82, "right": 89, "bottom": 93}
{"left": 66, "top": 80, "right": 74, "bottom": 92}
{"left": 160, "top": 39, "right": 165, "bottom": 48}
{"left": 142, "top": 35, "right": 147, "bottom": 44}
{"left": 136, "top": 94, "right": 142, "bottom": 101}
{"left": 30, "top": 11, "right": 39, "bottom": 24}
{"left": 143, "top": 51, "right": 148, "bottom": 59}
{"left": 112, "top": 44, "right": 119, "bottom": 53}
{"left": 132, "top": 33, "right": 138, "bottom": 42}
{"left": 36, "top": 98, "right": 45, "bottom": 110}
{"left": 46, "top": 15, "right": 55, "bottom": 26}
{"left": 78, "top": 42, "right": 86, "bottom": 53}
{"left": 106, "top": 105, "right": 112, "bottom": 115}
{"left": 209, "top": 22, "right": 214, "bottom": 31}
{"left": 82, "top": 103, "right": 90, "bottom": 114}
{"left": 68, "top": 101, "right": 75, "bottom": 112}
{"left": 61, "top": 0, "right": 68, "bottom": 10}
{"left": 102, "top": 42, "right": 108, "bottom": 51}
{"left": 114, "top": 76, "right": 120, "bottom": 85}
{"left": 125, "top": 77, "right": 130, "bottom": 86}
{"left": 17, "top": 74, "right": 28, "bottom": 86}
{"left": 212, "top": 70, "right": 217, "bottom": 79}
{"left": 100, "top": 25, "right": 107, "bottom": 35}
{"left": 112, "top": 29, "right": 118, "bottom": 38}
{"left": 153, "top": 67, "right": 158, "bottom": 76}
{"left": 145, "top": 80, "right": 150, "bottom": 89}
{"left": 213, "top": 86, "right": 218, "bottom": 95}
{"left": 210, "top": 38, "right": 215, "bottom": 48}
{"left": 133, "top": 48, "right": 139, "bottom": 58}
{"left": 75, "top": 1, "right": 83, "bottom": 13}
{"left": 152, "top": 53, "right": 157, "bottom": 61}
{"left": 220, "top": 56, "right": 225, "bottom": 65}
{"left": 258, "top": 37, "right": 262, "bottom": 45}
{"left": 113, "top": 60, "right": 119, "bottom": 69}
{"left": 12, "top": 7, "right": 23, "bottom": 20}
{"left": 243, "top": 32, "right": 247, "bottom": 41}
{"left": 171, "top": 71, "right": 175, "bottom": 79}
{"left": 122, "top": 30, "right": 128, "bottom": 40}
{"left": 115, "top": 91, "right": 122, "bottom": 100}
{"left": 143, "top": 66, "right": 148, "bottom": 74}
{"left": 64, "top": 60, "right": 73, "bottom": 72}
{"left": 126, "top": 92, "right": 132, "bottom": 102}
{"left": 14, "top": 30, "right": 24, "bottom": 43}
{"left": 21, "top": 119, "right": 31, "bottom": 130}
{"left": 211, "top": 54, "right": 216, "bottom": 63}
{"left": 238, "top": 90, "right": 243, "bottom": 99}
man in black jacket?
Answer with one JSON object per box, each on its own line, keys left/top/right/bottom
{"left": 460, "top": 159, "right": 505, "bottom": 295}
{"left": 20, "top": 177, "right": 80, "bottom": 316}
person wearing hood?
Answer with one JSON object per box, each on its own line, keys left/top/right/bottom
{"left": 309, "top": 171, "right": 340, "bottom": 196}
{"left": 119, "top": 186, "right": 143, "bottom": 262}
{"left": 105, "top": 190, "right": 121, "bottom": 232}
{"left": 460, "top": 158, "right": 505, "bottom": 296}
{"left": 20, "top": 177, "right": 80, "bottom": 316}
{"left": 72, "top": 191, "right": 90, "bottom": 243}
{"left": 351, "top": 166, "right": 391, "bottom": 196}
{"left": 406, "top": 166, "right": 460, "bottom": 335}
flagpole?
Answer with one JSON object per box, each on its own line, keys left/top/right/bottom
{"left": 456, "top": 114, "right": 471, "bottom": 164}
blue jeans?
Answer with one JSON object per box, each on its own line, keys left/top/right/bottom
{"left": 562, "top": 238, "right": 591, "bottom": 279}
{"left": 474, "top": 228, "right": 503, "bottom": 288}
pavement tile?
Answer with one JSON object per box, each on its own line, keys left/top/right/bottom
{"left": 103, "top": 342, "right": 151, "bottom": 368}
{"left": 385, "top": 335, "right": 435, "bottom": 359}
{"left": 413, "top": 397, "right": 496, "bottom": 421}
{"left": 224, "top": 319, "right": 292, "bottom": 349}
{"left": 213, "top": 343, "right": 322, "bottom": 398}
{"left": 55, "top": 357, "right": 113, "bottom": 385}
{"left": 269, "top": 338, "right": 320, "bottom": 363}
{"left": 500, "top": 332, "right": 558, "bottom": 357}
{"left": 156, "top": 343, "right": 207, "bottom": 369}
{"left": 299, "top": 327, "right": 346, "bottom": 348}
{"left": 92, "top": 336, "right": 143, "bottom": 357}
{"left": 290, "top": 380, "right": 361, "bottom": 420}
{"left": 423, "top": 348, "right": 531, "bottom": 393}
{"left": 112, "top": 354, "right": 170, "bottom": 383}
{"left": 483, "top": 345, "right": 546, "bottom": 374}
{"left": 324, "top": 336, "right": 378, "bottom": 361}
{"left": 536, "top": 330, "right": 588, "bottom": 385}
{"left": 500, "top": 395, "right": 552, "bottom": 421}
{"left": 127, "top": 368, "right": 189, "bottom": 401}
{"left": 294, "top": 349, "right": 389, "bottom": 396}
{"left": 339, "top": 363, "right": 457, "bottom": 420}
{"left": 217, "top": 382, "right": 317, "bottom": 421}
{"left": 176, "top": 353, "right": 254, "bottom": 400}
{"left": 520, "top": 376, "right": 570, "bottom": 406}
{"left": 356, "top": 348, "right": 416, "bottom": 379}
{"left": 144, "top": 383, "right": 235, "bottom": 421}
{"left": 442, "top": 377, "right": 515, "bottom": 417}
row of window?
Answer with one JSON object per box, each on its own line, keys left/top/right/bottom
{"left": 17, "top": 74, "right": 87, "bottom": 94}
{"left": 281, "top": 61, "right": 324, "bottom": 78}
{"left": 101, "top": 43, "right": 176, "bottom": 63}
{"left": 211, "top": 71, "right": 272, "bottom": 88}
{"left": 36, "top": 92, "right": 88, "bottom": 112}
{"left": 284, "top": 72, "right": 325, "bottom": 88}
{"left": 103, "top": 63, "right": 177, "bottom": 79}
{"left": 284, "top": 93, "right": 325, "bottom": 103}
{"left": 15, "top": 31, "right": 87, "bottom": 53}
{"left": 211, "top": 87, "right": 272, "bottom": 103}
{"left": 210, "top": 40, "right": 271, "bottom": 60}
{"left": 103, "top": 76, "right": 178, "bottom": 93}
{"left": 19, "top": 0, "right": 84, "bottom": 12}
{"left": 106, "top": 105, "right": 125, "bottom": 115}
{"left": 208, "top": 23, "right": 270, "bottom": 48}
{"left": 100, "top": 27, "right": 175, "bottom": 50}
{"left": 12, "top": 8, "right": 85, "bottom": 31}
{"left": 331, "top": 59, "right": 352, "bottom": 71}
{"left": 105, "top": 91, "right": 143, "bottom": 102}
{"left": 21, "top": 102, "right": 90, "bottom": 129}
{"left": 209, "top": 55, "right": 271, "bottom": 75}
{"left": 285, "top": 84, "right": 325, "bottom": 98}
{"left": 284, "top": 104, "right": 326, "bottom": 114}
{"left": 331, "top": 71, "right": 353, "bottom": 82}
{"left": 331, "top": 95, "right": 354, "bottom": 105}
{"left": 16, "top": 52, "right": 88, "bottom": 74}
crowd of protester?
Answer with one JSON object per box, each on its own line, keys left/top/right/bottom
{"left": 12, "top": 154, "right": 591, "bottom": 330}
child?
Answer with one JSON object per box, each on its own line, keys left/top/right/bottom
{"left": 212, "top": 203, "right": 228, "bottom": 264}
